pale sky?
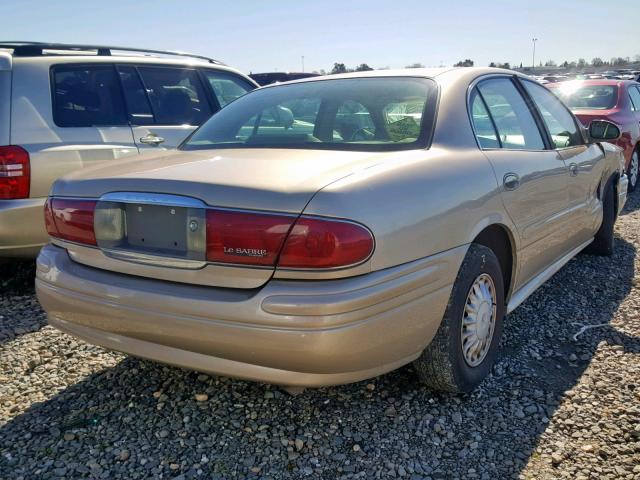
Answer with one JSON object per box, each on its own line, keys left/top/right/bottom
{"left": 1, "top": 0, "right": 638, "bottom": 73}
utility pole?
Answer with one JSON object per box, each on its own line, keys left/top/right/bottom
{"left": 532, "top": 38, "right": 538, "bottom": 70}
{"left": 301, "top": 55, "right": 305, "bottom": 73}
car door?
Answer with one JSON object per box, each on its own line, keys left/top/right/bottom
{"left": 521, "top": 79, "right": 607, "bottom": 247}
{"left": 12, "top": 63, "right": 139, "bottom": 199}
{"left": 469, "top": 76, "right": 571, "bottom": 286}
{"left": 119, "top": 65, "right": 214, "bottom": 151}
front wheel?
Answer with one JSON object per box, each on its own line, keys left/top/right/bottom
{"left": 628, "top": 150, "right": 639, "bottom": 192}
{"left": 584, "top": 180, "right": 615, "bottom": 256}
{"left": 413, "top": 244, "right": 505, "bottom": 393}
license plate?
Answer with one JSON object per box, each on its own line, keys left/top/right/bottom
{"left": 94, "top": 200, "right": 206, "bottom": 261}
{"left": 126, "top": 203, "right": 189, "bottom": 253}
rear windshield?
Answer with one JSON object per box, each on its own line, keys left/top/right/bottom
{"left": 181, "top": 77, "right": 437, "bottom": 152}
{"left": 554, "top": 84, "right": 618, "bottom": 110}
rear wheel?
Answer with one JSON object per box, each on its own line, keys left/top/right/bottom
{"left": 414, "top": 244, "right": 505, "bottom": 393}
{"left": 628, "top": 150, "right": 639, "bottom": 192}
{"left": 584, "top": 180, "right": 615, "bottom": 256}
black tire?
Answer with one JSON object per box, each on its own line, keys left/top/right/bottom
{"left": 414, "top": 244, "right": 505, "bottom": 393}
{"left": 627, "top": 149, "right": 639, "bottom": 193}
{"left": 584, "top": 180, "right": 615, "bottom": 256}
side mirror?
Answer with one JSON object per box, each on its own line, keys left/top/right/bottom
{"left": 589, "top": 120, "right": 621, "bottom": 142}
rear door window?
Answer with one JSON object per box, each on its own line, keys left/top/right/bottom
{"left": 477, "top": 78, "right": 545, "bottom": 150}
{"left": 469, "top": 89, "right": 500, "bottom": 148}
{"left": 116, "top": 65, "right": 154, "bottom": 125}
{"left": 136, "top": 66, "right": 212, "bottom": 126}
{"left": 201, "top": 70, "right": 254, "bottom": 108}
{"left": 52, "top": 65, "right": 127, "bottom": 127}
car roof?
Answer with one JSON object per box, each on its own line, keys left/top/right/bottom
{"left": 546, "top": 79, "right": 637, "bottom": 88}
{"left": 6, "top": 54, "right": 256, "bottom": 85}
{"left": 258, "top": 67, "right": 521, "bottom": 88}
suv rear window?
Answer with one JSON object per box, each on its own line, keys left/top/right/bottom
{"left": 52, "top": 65, "right": 127, "bottom": 127}
{"left": 201, "top": 70, "right": 254, "bottom": 108}
{"left": 136, "top": 66, "right": 212, "bottom": 126}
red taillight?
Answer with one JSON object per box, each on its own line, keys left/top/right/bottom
{"left": 44, "top": 198, "right": 58, "bottom": 237}
{"left": 278, "top": 217, "right": 374, "bottom": 268}
{"left": 205, "top": 210, "right": 374, "bottom": 269}
{"left": 0, "top": 146, "right": 30, "bottom": 199}
{"left": 206, "top": 210, "right": 295, "bottom": 266}
{"left": 45, "top": 198, "right": 97, "bottom": 245}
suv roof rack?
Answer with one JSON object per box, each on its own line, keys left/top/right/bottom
{"left": 0, "top": 41, "right": 225, "bottom": 65}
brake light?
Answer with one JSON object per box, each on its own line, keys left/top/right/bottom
{"left": 0, "top": 146, "right": 30, "bottom": 199}
{"left": 205, "top": 210, "right": 374, "bottom": 269}
{"left": 206, "top": 210, "right": 295, "bottom": 266}
{"left": 278, "top": 217, "right": 374, "bottom": 268}
{"left": 45, "top": 198, "right": 97, "bottom": 245}
{"left": 43, "top": 199, "right": 375, "bottom": 269}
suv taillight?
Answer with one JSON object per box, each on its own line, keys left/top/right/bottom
{"left": 205, "top": 210, "right": 374, "bottom": 269}
{"left": 0, "top": 146, "right": 30, "bottom": 199}
{"left": 44, "top": 198, "right": 97, "bottom": 245}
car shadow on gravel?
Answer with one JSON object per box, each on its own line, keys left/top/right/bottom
{"left": 1, "top": 238, "right": 639, "bottom": 478}
{"left": 0, "top": 260, "right": 45, "bottom": 347}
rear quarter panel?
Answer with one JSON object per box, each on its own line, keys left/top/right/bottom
{"left": 299, "top": 147, "right": 512, "bottom": 274}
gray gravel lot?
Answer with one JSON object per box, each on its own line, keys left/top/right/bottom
{"left": 1, "top": 195, "right": 639, "bottom": 480}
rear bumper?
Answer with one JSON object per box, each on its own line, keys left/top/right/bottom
{"left": 0, "top": 197, "right": 47, "bottom": 258}
{"left": 36, "top": 243, "right": 466, "bottom": 386}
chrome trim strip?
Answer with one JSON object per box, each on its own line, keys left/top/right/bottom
{"left": 99, "top": 192, "right": 207, "bottom": 208}
{"left": 507, "top": 239, "right": 592, "bottom": 313}
{"left": 102, "top": 248, "right": 207, "bottom": 270}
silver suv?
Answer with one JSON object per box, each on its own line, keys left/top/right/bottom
{"left": 0, "top": 42, "right": 257, "bottom": 258}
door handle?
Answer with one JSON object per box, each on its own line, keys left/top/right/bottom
{"left": 139, "top": 134, "right": 165, "bottom": 145}
{"left": 569, "top": 163, "right": 578, "bottom": 176}
{"left": 503, "top": 173, "right": 520, "bottom": 190}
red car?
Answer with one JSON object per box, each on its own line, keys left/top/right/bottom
{"left": 549, "top": 80, "right": 640, "bottom": 191}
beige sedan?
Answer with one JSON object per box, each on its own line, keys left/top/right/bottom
{"left": 36, "top": 68, "right": 627, "bottom": 392}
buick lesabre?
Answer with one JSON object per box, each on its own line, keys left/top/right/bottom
{"left": 36, "top": 68, "right": 627, "bottom": 392}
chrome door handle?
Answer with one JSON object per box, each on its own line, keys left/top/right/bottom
{"left": 569, "top": 163, "right": 578, "bottom": 176}
{"left": 503, "top": 173, "right": 520, "bottom": 190}
{"left": 139, "top": 134, "right": 165, "bottom": 145}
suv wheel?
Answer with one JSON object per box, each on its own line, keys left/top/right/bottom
{"left": 414, "top": 244, "right": 505, "bottom": 393}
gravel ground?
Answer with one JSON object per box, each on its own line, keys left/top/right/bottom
{"left": 1, "top": 195, "right": 639, "bottom": 480}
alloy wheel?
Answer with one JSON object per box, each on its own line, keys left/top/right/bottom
{"left": 630, "top": 151, "right": 639, "bottom": 188}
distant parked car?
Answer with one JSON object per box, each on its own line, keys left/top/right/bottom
{"left": 0, "top": 42, "right": 257, "bottom": 259}
{"left": 549, "top": 80, "right": 640, "bottom": 191}
{"left": 250, "top": 71, "right": 320, "bottom": 86}
{"left": 36, "top": 68, "right": 626, "bottom": 393}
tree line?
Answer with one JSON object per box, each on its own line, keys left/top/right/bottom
{"left": 319, "top": 55, "right": 640, "bottom": 74}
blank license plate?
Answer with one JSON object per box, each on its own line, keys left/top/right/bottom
{"left": 125, "top": 203, "right": 189, "bottom": 254}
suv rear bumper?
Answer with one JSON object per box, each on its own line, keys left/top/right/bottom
{"left": 36, "top": 244, "right": 466, "bottom": 386}
{"left": 0, "top": 197, "right": 47, "bottom": 258}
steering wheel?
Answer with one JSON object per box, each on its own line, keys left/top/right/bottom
{"left": 350, "top": 127, "right": 375, "bottom": 141}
